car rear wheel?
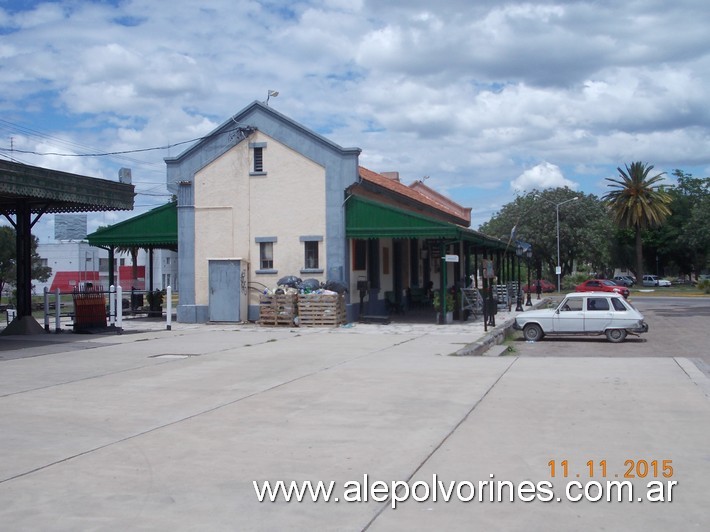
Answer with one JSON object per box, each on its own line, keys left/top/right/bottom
{"left": 523, "top": 323, "right": 544, "bottom": 342}
{"left": 606, "top": 329, "right": 627, "bottom": 343}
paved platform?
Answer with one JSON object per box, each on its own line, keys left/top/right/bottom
{"left": 0, "top": 310, "right": 707, "bottom": 531}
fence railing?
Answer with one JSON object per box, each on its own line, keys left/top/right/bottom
{"left": 39, "top": 285, "right": 173, "bottom": 333}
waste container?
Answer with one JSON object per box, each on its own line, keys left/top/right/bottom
{"left": 131, "top": 293, "right": 144, "bottom": 310}
{"left": 486, "top": 298, "right": 498, "bottom": 316}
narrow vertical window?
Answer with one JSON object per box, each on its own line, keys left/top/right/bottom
{"left": 253, "top": 147, "right": 263, "bottom": 173}
{"left": 304, "top": 241, "right": 319, "bottom": 269}
{"left": 352, "top": 239, "right": 367, "bottom": 270}
{"left": 260, "top": 241, "right": 273, "bottom": 270}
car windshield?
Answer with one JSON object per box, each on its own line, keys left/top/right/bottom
{"left": 622, "top": 298, "right": 638, "bottom": 311}
{"left": 601, "top": 280, "right": 617, "bottom": 286}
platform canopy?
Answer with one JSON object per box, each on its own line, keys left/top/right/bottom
{"left": 87, "top": 201, "right": 177, "bottom": 250}
{"left": 0, "top": 160, "right": 134, "bottom": 334}
{"left": 0, "top": 159, "right": 135, "bottom": 215}
{"left": 345, "top": 195, "right": 507, "bottom": 250}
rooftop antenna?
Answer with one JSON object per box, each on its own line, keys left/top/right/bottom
{"left": 266, "top": 90, "right": 279, "bottom": 106}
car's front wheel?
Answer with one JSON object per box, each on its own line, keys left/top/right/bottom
{"left": 606, "top": 329, "right": 627, "bottom": 343}
{"left": 523, "top": 323, "right": 544, "bottom": 342}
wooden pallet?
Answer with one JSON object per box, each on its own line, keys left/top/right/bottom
{"left": 257, "top": 294, "right": 298, "bottom": 326}
{"left": 297, "top": 294, "right": 346, "bottom": 327}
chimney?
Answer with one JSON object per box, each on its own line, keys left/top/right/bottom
{"left": 119, "top": 167, "right": 132, "bottom": 184}
{"left": 381, "top": 171, "right": 400, "bottom": 182}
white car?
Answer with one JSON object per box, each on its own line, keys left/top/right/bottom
{"left": 642, "top": 275, "right": 671, "bottom": 287}
{"left": 514, "top": 292, "right": 648, "bottom": 343}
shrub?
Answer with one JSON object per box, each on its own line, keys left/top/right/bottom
{"left": 433, "top": 291, "right": 455, "bottom": 312}
{"left": 563, "top": 272, "right": 589, "bottom": 291}
{"left": 698, "top": 279, "right": 710, "bottom": 294}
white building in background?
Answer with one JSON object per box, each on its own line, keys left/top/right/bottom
{"left": 35, "top": 242, "right": 178, "bottom": 294}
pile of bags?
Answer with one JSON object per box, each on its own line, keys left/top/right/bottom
{"left": 261, "top": 276, "right": 348, "bottom": 296}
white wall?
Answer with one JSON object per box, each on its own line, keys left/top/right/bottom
{"left": 35, "top": 242, "right": 177, "bottom": 293}
{"left": 193, "top": 131, "right": 326, "bottom": 307}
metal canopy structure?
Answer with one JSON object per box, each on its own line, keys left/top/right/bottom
{"left": 87, "top": 201, "right": 177, "bottom": 249}
{"left": 0, "top": 160, "right": 135, "bottom": 335}
{"left": 86, "top": 201, "right": 177, "bottom": 292}
{"left": 345, "top": 195, "right": 507, "bottom": 250}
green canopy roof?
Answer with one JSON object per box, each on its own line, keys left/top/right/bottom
{"left": 87, "top": 201, "right": 177, "bottom": 249}
{"left": 345, "top": 196, "right": 506, "bottom": 250}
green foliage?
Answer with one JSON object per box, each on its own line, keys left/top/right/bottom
{"left": 603, "top": 162, "right": 672, "bottom": 230}
{"left": 478, "top": 188, "right": 612, "bottom": 281}
{"left": 643, "top": 171, "right": 710, "bottom": 277}
{"left": 477, "top": 167, "right": 708, "bottom": 282}
{"left": 697, "top": 280, "right": 710, "bottom": 294}
{"left": 562, "top": 272, "right": 590, "bottom": 291}
{"left": 0, "top": 226, "right": 51, "bottom": 304}
{"left": 602, "top": 162, "right": 672, "bottom": 280}
{"left": 0, "top": 227, "right": 14, "bottom": 302}
{"left": 146, "top": 290, "right": 164, "bottom": 309}
{"left": 432, "top": 290, "right": 455, "bottom": 312}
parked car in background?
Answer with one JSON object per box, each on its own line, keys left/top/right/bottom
{"left": 642, "top": 275, "right": 659, "bottom": 286}
{"left": 642, "top": 275, "right": 671, "bottom": 287}
{"left": 613, "top": 275, "right": 635, "bottom": 287}
{"left": 522, "top": 279, "right": 556, "bottom": 293}
{"left": 514, "top": 291, "right": 648, "bottom": 343}
{"left": 575, "top": 279, "right": 630, "bottom": 298}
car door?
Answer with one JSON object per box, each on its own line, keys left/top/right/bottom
{"left": 582, "top": 280, "right": 603, "bottom": 292}
{"left": 584, "top": 296, "right": 613, "bottom": 332}
{"left": 552, "top": 296, "right": 585, "bottom": 332}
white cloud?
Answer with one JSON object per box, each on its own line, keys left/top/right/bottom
{"left": 511, "top": 163, "right": 579, "bottom": 193}
{"left": 1, "top": 0, "right": 710, "bottom": 235}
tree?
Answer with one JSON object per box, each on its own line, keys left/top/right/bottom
{"left": 0, "top": 226, "right": 52, "bottom": 304}
{"left": 672, "top": 171, "right": 710, "bottom": 276}
{"left": 0, "top": 226, "right": 14, "bottom": 304}
{"left": 479, "top": 188, "right": 612, "bottom": 280}
{"left": 687, "top": 193, "right": 710, "bottom": 273}
{"left": 620, "top": 170, "right": 709, "bottom": 279}
{"left": 602, "top": 162, "right": 672, "bottom": 281}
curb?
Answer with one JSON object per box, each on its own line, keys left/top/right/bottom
{"left": 454, "top": 317, "right": 516, "bottom": 356}
{"left": 454, "top": 297, "right": 553, "bottom": 356}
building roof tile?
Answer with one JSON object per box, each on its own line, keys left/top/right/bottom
{"left": 358, "top": 166, "right": 471, "bottom": 226}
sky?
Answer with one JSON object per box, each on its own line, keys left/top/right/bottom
{"left": 1, "top": 0, "right": 709, "bottom": 242}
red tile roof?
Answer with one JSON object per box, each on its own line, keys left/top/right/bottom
{"left": 357, "top": 166, "right": 471, "bottom": 226}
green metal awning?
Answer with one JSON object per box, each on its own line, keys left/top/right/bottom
{"left": 87, "top": 201, "right": 177, "bottom": 249}
{"left": 345, "top": 196, "right": 507, "bottom": 249}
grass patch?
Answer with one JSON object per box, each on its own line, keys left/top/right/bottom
{"left": 502, "top": 331, "right": 519, "bottom": 355}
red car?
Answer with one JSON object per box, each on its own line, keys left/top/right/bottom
{"left": 575, "top": 279, "right": 630, "bottom": 298}
{"left": 522, "top": 279, "right": 556, "bottom": 293}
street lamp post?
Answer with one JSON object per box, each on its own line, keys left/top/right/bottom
{"left": 525, "top": 247, "right": 533, "bottom": 306}
{"left": 535, "top": 195, "right": 579, "bottom": 292}
{"left": 515, "top": 244, "right": 523, "bottom": 311}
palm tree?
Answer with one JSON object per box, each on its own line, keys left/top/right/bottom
{"left": 603, "top": 162, "right": 672, "bottom": 282}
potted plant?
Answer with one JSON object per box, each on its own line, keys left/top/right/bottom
{"left": 146, "top": 289, "right": 164, "bottom": 316}
{"left": 433, "top": 290, "right": 455, "bottom": 324}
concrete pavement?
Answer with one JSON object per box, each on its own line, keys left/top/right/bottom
{"left": 0, "top": 310, "right": 708, "bottom": 531}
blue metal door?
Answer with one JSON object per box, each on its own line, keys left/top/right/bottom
{"left": 208, "top": 260, "right": 240, "bottom": 322}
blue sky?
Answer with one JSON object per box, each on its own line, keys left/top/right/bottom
{"left": 1, "top": 0, "right": 709, "bottom": 242}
